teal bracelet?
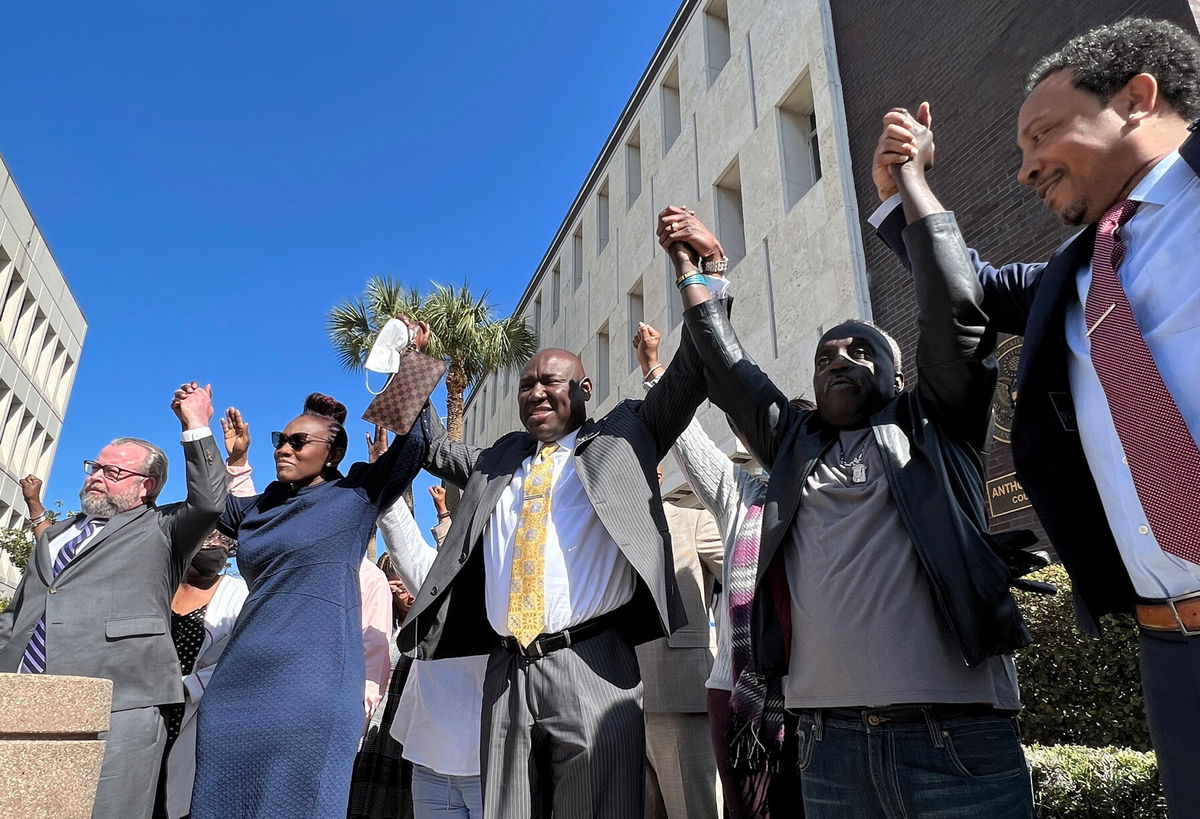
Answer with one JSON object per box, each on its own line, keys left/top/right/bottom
{"left": 676, "top": 273, "right": 707, "bottom": 290}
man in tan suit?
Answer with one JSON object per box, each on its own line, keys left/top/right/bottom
{"left": 637, "top": 467, "right": 723, "bottom": 819}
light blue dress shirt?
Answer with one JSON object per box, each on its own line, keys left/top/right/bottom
{"left": 1066, "top": 150, "right": 1200, "bottom": 598}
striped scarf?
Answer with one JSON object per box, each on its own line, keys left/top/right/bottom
{"left": 726, "top": 501, "right": 792, "bottom": 772}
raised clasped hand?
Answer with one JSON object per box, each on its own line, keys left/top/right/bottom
{"left": 873, "top": 101, "right": 936, "bottom": 198}
{"left": 656, "top": 206, "right": 721, "bottom": 264}
{"left": 173, "top": 381, "right": 214, "bottom": 429}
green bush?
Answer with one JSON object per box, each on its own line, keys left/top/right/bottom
{"left": 0, "top": 596, "right": 8, "bottom": 613}
{"left": 1027, "top": 743, "right": 1165, "bottom": 818}
{"left": 1013, "top": 564, "right": 1150, "bottom": 750}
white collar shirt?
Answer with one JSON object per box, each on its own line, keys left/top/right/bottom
{"left": 1065, "top": 150, "right": 1200, "bottom": 598}
{"left": 47, "top": 516, "right": 108, "bottom": 566}
{"left": 483, "top": 426, "right": 635, "bottom": 636}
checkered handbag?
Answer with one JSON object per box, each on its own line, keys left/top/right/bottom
{"left": 362, "top": 351, "right": 446, "bottom": 434}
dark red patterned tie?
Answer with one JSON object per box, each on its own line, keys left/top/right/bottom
{"left": 1085, "top": 198, "right": 1200, "bottom": 565}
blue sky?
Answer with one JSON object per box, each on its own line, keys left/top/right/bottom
{"left": 4, "top": 1, "right": 680, "bottom": 535}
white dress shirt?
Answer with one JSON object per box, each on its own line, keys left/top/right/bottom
{"left": 1066, "top": 151, "right": 1200, "bottom": 598}
{"left": 483, "top": 427, "right": 636, "bottom": 636}
{"left": 47, "top": 517, "right": 106, "bottom": 564}
{"left": 378, "top": 496, "right": 486, "bottom": 777}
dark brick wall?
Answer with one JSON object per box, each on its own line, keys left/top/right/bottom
{"left": 831, "top": 1, "right": 1198, "bottom": 540}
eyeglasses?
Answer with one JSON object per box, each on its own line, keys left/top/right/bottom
{"left": 271, "top": 431, "right": 334, "bottom": 451}
{"left": 83, "top": 460, "right": 150, "bottom": 481}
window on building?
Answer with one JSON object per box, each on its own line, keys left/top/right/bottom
{"left": 778, "top": 73, "right": 823, "bottom": 209}
{"left": 596, "top": 324, "right": 611, "bottom": 402}
{"left": 715, "top": 159, "right": 748, "bottom": 268}
{"left": 2, "top": 273, "right": 27, "bottom": 344}
{"left": 573, "top": 225, "right": 585, "bottom": 288}
{"left": 1, "top": 400, "right": 22, "bottom": 467}
{"left": 533, "top": 294, "right": 542, "bottom": 344}
{"left": 627, "top": 279, "right": 644, "bottom": 372}
{"left": 35, "top": 329, "right": 56, "bottom": 383}
{"left": 55, "top": 353, "right": 77, "bottom": 409}
{"left": 551, "top": 262, "right": 561, "bottom": 322}
{"left": 661, "top": 61, "right": 682, "bottom": 155}
{"left": 23, "top": 309, "right": 47, "bottom": 373}
{"left": 597, "top": 180, "right": 610, "bottom": 254}
{"left": 705, "top": 0, "right": 732, "bottom": 86}
{"left": 626, "top": 126, "right": 642, "bottom": 208}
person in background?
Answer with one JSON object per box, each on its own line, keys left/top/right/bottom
{"left": 636, "top": 455, "right": 723, "bottom": 819}
{"left": 428, "top": 484, "right": 452, "bottom": 551}
{"left": 189, "top": 377, "right": 427, "bottom": 817}
{"left": 0, "top": 383, "right": 225, "bottom": 819}
{"left": 160, "top": 529, "right": 248, "bottom": 818}
{"left": 361, "top": 555, "right": 395, "bottom": 721}
{"left": 379, "top": 438, "right": 486, "bottom": 818}
{"left": 635, "top": 322, "right": 806, "bottom": 819}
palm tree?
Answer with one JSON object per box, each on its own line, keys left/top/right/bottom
{"left": 327, "top": 277, "right": 538, "bottom": 442}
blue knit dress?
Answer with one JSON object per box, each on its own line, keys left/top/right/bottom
{"left": 190, "top": 430, "right": 423, "bottom": 818}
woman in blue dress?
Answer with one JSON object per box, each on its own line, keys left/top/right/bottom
{"left": 190, "top": 388, "right": 425, "bottom": 818}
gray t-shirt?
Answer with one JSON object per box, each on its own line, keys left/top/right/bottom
{"left": 782, "top": 428, "right": 1020, "bottom": 710}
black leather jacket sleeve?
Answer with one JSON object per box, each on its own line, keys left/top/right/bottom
{"left": 681, "top": 296, "right": 794, "bottom": 472}
{"left": 904, "top": 212, "right": 1000, "bottom": 452}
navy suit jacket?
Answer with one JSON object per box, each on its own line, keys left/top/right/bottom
{"left": 877, "top": 128, "right": 1200, "bottom": 635}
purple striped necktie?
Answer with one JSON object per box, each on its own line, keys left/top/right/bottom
{"left": 1085, "top": 199, "right": 1200, "bottom": 565}
{"left": 19, "top": 518, "right": 102, "bottom": 674}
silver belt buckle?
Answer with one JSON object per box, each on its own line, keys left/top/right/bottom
{"left": 1166, "top": 590, "right": 1200, "bottom": 636}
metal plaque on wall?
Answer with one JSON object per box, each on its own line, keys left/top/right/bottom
{"left": 992, "top": 335, "right": 1021, "bottom": 444}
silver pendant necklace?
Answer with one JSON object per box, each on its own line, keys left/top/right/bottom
{"left": 837, "top": 434, "right": 871, "bottom": 484}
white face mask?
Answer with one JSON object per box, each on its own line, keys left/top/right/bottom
{"left": 364, "top": 318, "right": 414, "bottom": 375}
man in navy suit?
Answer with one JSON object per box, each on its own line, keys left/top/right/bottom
{"left": 872, "top": 18, "right": 1200, "bottom": 812}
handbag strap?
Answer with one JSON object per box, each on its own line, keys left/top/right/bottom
{"left": 364, "top": 342, "right": 420, "bottom": 395}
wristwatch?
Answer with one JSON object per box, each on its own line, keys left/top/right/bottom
{"left": 701, "top": 256, "right": 728, "bottom": 274}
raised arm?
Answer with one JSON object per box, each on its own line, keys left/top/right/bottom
{"left": 870, "top": 106, "right": 1047, "bottom": 337}
{"left": 19, "top": 476, "right": 52, "bottom": 538}
{"left": 879, "top": 105, "right": 999, "bottom": 448}
{"left": 656, "top": 209, "right": 794, "bottom": 469}
{"left": 636, "top": 324, "right": 751, "bottom": 540}
{"left": 420, "top": 404, "right": 482, "bottom": 489}
{"left": 377, "top": 492, "right": 437, "bottom": 594}
{"left": 164, "top": 382, "right": 227, "bottom": 556}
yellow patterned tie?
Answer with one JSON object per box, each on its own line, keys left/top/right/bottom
{"left": 507, "top": 442, "right": 560, "bottom": 646}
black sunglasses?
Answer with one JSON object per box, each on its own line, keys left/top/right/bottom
{"left": 271, "top": 431, "right": 334, "bottom": 451}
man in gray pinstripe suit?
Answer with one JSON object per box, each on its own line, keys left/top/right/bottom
{"left": 400, "top": 319, "right": 711, "bottom": 818}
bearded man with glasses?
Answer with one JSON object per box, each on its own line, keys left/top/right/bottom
{"left": 0, "top": 380, "right": 227, "bottom": 819}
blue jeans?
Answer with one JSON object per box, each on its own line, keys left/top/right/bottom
{"left": 792, "top": 706, "right": 1035, "bottom": 818}
{"left": 411, "top": 765, "right": 484, "bottom": 818}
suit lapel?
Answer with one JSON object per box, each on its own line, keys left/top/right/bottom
{"left": 467, "top": 434, "right": 536, "bottom": 546}
{"left": 34, "top": 517, "right": 78, "bottom": 585}
{"left": 1181, "top": 125, "right": 1200, "bottom": 173}
{"left": 64, "top": 506, "right": 152, "bottom": 570}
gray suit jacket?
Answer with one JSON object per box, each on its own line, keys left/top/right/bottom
{"left": 0, "top": 435, "right": 226, "bottom": 710}
{"left": 399, "top": 333, "right": 709, "bottom": 660}
{"left": 636, "top": 502, "right": 722, "bottom": 713}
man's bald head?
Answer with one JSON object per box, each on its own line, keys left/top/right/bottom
{"left": 517, "top": 348, "right": 593, "bottom": 442}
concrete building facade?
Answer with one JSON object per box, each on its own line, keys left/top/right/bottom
{"left": 462, "top": 0, "right": 870, "bottom": 501}
{"left": 0, "top": 155, "right": 87, "bottom": 593}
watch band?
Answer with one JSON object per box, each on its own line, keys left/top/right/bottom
{"left": 702, "top": 257, "right": 729, "bottom": 274}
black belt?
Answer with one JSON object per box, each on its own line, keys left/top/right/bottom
{"left": 818, "top": 703, "right": 1015, "bottom": 725}
{"left": 497, "top": 610, "right": 622, "bottom": 657}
